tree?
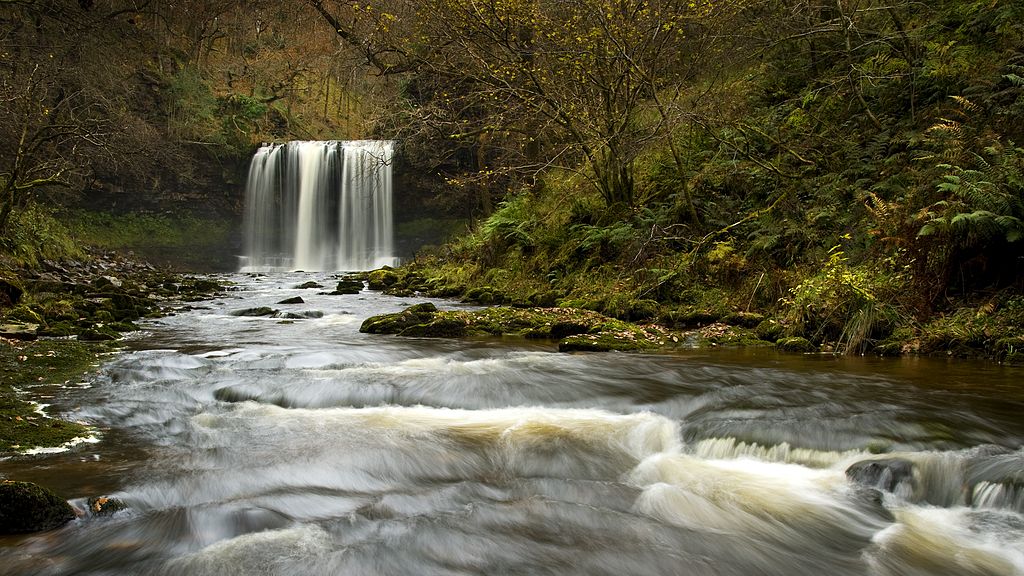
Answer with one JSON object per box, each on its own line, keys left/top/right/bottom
{"left": 307, "top": 0, "right": 736, "bottom": 209}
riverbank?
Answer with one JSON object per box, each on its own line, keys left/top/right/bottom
{"left": 352, "top": 265, "right": 1024, "bottom": 363}
{"left": 0, "top": 249, "right": 225, "bottom": 455}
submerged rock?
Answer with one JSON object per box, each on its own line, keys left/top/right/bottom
{"left": 0, "top": 481, "right": 76, "bottom": 534}
{"left": 846, "top": 458, "right": 915, "bottom": 493}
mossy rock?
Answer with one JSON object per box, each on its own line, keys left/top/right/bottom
{"left": 0, "top": 481, "right": 76, "bottom": 534}
{"left": 78, "top": 327, "right": 119, "bottom": 341}
{"left": 4, "top": 304, "right": 45, "bottom": 326}
{"left": 400, "top": 317, "right": 468, "bottom": 337}
{"left": 295, "top": 281, "right": 323, "bottom": 289}
{"left": 335, "top": 280, "right": 363, "bottom": 294}
{"left": 93, "top": 310, "right": 115, "bottom": 323}
{"left": 549, "top": 321, "right": 592, "bottom": 339}
{"left": 527, "top": 290, "right": 561, "bottom": 307}
{"left": 754, "top": 319, "right": 785, "bottom": 342}
{"left": 659, "top": 308, "right": 723, "bottom": 328}
{"left": 0, "top": 323, "right": 38, "bottom": 341}
{"left": 558, "top": 331, "right": 657, "bottom": 352}
{"left": 367, "top": 268, "right": 400, "bottom": 290}
{"left": 188, "top": 279, "right": 223, "bottom": 293}
{"left": 776, "top": 336, "right": 817, "bottom": 353}
{"left": 427, "top": 285, "right": 465, "bottom": 298}
{"left": 625, "top": 299, "right": 660, "bottom": 322}
{"left": 107, "top": 321, "right": 140, "bottom": 333}
{"left": 723, "top": 312, "right": 765, "bottom": 328}
{"left": 37, "top": 321, "right": 77, "bottom": 337}
{"left": 463, "top": 286, "right": 505, "bottom": 305}
{"left": 360, "top": 303, "right": 438, "bottom": 334}
{"left": 384, "top": 287, "right": 415, "bottom": 297}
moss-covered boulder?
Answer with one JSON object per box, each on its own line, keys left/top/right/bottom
{"left": 367, "top": 268, "right": 400, "bottom": 290}
{"left": 360, "top": 302, "right": 439, "bottom": 334}
{"left": 0, "top": 481, "right": 76, "bottom": 534}
{"left": 362, "top": 304, "right": 673, "bottom": 352}
{"left": 558, "top": 330, "right": 659, "bottom": 352}
{"left": 334, "top": 280, "right": 363, "bottom": 294}
{"left": 754, "top": 318, "right": 785, "bottom": 342}
{"left": 776, "top": 336, "right": 817, "bottom": 353}
{"left": 78, "top": 326, "right": 119, "bottom": 341}
{"left": 659, "top": 307, "right": 724, "bottom": 328}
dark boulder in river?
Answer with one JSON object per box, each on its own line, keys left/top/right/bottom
{"left": 0, "top": 481, "right": 76, "bottom": 534}
{"left": 846, "top": 458, "right": 915, "bottom": 493}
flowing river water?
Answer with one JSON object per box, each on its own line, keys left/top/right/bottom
{"left": 2, "top": 272, "right": 1023, "bottom": 575}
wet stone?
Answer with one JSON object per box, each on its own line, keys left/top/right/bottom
{"left": 0, "top": 481, "right": 76, "bottom": 534}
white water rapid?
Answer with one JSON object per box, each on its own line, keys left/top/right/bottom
{"left": 1, "top": 273, "right": 1023, "bottom": 575}
{"left": 241, "top": 141, "right": 395, "bottom": 272}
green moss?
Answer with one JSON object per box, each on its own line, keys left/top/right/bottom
{"left": 367, "top": 268, "right": 400, "bottom": 290}
{"left": 558, "top": 330, "right": 658, "bottom": 352}
{"left": 776, "top": 336, "right": 817, "bottom": 353}
{"left": 0, "top": 339, "right": 103, "bottom": 453}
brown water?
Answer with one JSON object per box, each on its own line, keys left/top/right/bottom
{"left": 1, "top": 272, "right": 1022, "bottom": 575}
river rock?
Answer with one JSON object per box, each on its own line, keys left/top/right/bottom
{"left": 272, "top": 311, "right": 324, "bottom": 319}
{"left": 360, "top": 302, "right": 438, "bottom": 334}
{"left": 295, "top": 281, "right": 323, "bottom": 289}
{"left": 0, "top": 323, "right": 39, "bottom": 341}
{"left": 230, "top": 307, "right": 277, "bottom": 317}
{"left": 846, "top": 458, "right": 915, "bottom": 493}
{"left": 334, "top": 280, "right": 363, "bottom": 294}
{"left": 367, "top": 268, "right": 399, "bottom": 291}
{"left": 277, "top": 296, "right": 305, "bottom": 305}
{"left": 776, "top": 336, "right": 816, "bottom": 353}
{"left": 86, "top": 496, "right": 128, "bottom": 517}
{"left": 78, "top": 327, "right": 119, "bottom": 341}
{"left": 0, "top": 481, "right": 76, "bottom": 534}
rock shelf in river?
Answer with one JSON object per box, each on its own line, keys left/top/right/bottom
{"left": 360, "top": 303, "right": 674, "bottom": 352}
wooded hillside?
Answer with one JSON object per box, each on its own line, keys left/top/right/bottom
{"left": 1, "top": 0, "right": 1022, "bottom": 356}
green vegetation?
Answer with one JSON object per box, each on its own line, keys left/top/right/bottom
{"left": 371, "top": 0, "right": 1024, "bottom": 360}
{"left": 0, "top": 206, "right": 84, "bottom": 269}
{"left": 66, "top": 210, "right": 235, "bottom": 271}
{"left": 0, "top": 0, "right": 1020, "bottom": 362}
{"left": 0, "top": 339, "right": 105, "bottom": 453}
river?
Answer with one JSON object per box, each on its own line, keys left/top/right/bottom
{"left": 2, "top": 272, "right": 1023, "bottom": 575}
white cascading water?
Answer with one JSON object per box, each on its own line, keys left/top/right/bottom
{"left": 241, "top": 140, "right": 395, "bottom": 272}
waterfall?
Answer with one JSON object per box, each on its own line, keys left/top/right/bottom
{"left": 241, "top": 140, "right": 395, "bottom": 272}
